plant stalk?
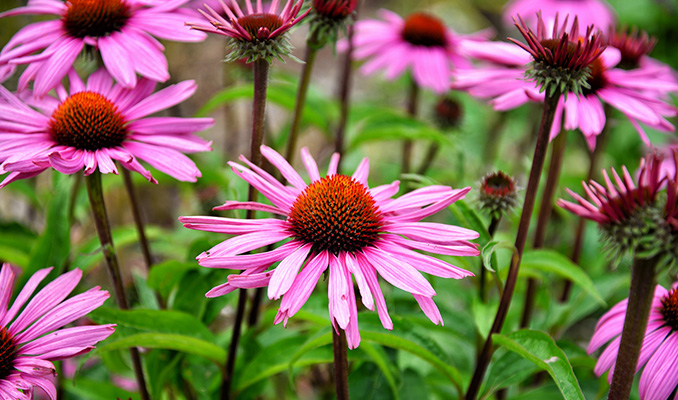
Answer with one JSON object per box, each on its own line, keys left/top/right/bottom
{"left": 285, "top": 32, "right": 321, "bottom": 163}
{"left": 333, "top": 328, "right": 350, "bottom": 400}
{"left": 84, "top": 171, "right": 150, "bottom": 400}
{"left": 220, "top": 58, "right": 270, "bottom": 400}
{"left": 121, "top": 167, "right": 154, "bottom": 271}
{"left": 334, "top": 9, "right": 359, "bottom": 173}
{"left": 480, "top": 216, "right": 502, "bottom": 303}
{"left": 608, "top": 255, "right": 658, "bottom": 400}
{"left": 520, "top": 130, "right": 567, "bottom": 327}
{"left": 465, "top": 91, "right": 561, "bottom": 400}
{"left": 401, "top": 77, "right": 419, "bottom": 176}
{"left": 560, "top": 126, "right": 610, "bottom": 302}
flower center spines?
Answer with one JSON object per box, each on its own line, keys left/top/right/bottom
{"left": 401, "top": 13, "right": 448, "bottom": 48}
{"left": 63, "top": 0, "right": 131, "bottom": 39}
{"left": 287, "top": 175, "right": 384, "bottom": 255}
{"left": 49, "top": 91, "right": 128, "bottom": 150}
{"left": 0, "top": 327, "right": 17, "bottom": 380}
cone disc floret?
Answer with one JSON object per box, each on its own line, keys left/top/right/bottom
{"left": 510, "top": 13, "right": 606, "bottom": 98}
{"left": 401, "top": 13, "right": 448, "bottom": 48}
{"left": 433, "top": 96, "right": 463, "bottom": 129}
{"left": 62, "top": 0, "right": 131, "bottom": 38}
{"left": 0, "top": 327, "right": 17, "bottom": 380}
{"left": 287, "top": 174, "right": 384, "bottom": 254}
{"left": 607, "top": 27, "right": 656, "bottom": 70}
{"left": 478, "top": 171, "right": 519, "bottom": 218}
{"left": 309, "top": 0, "right": 357, "bottom": 46}
{"left": 661, "top": 288, "right": 678, "bottom": 331}
{"left": 49, "top": 91, "right": 128, "bottom": 151}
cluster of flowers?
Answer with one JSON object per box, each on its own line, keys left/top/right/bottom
{"left": 0, "top": 0, "right": 676, "bottom": 398}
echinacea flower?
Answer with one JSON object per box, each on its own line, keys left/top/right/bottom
{"left": 308, "top": 0, "right": 358, "bottom": 45}
{"left": 503, "top": 0, "right": 616, "bottom": 32}
{"left": 455, "top": 18, "right": 677, "bottom": 149}
{"left": 0, "top": 0, "right": 206, "bottom": 96}
{"left": 588, "top": 283, "right": 678, "bottom": 400}
{"left": 348, "top": 9, "right": 488, "bottom": 94}
{"left": 557, "top": 152, "right": 674, "bottom": 261}
{"left": 0, "top": 68, "right": 213, "bottom": 187}
{"left": 0, "top": 264, "right": 114, "bottom": 399}
{"left": 510, "top": 13, "right": 606, "bottom": 98}
{"left": 180, "top": 146, "right": 479, "bottom": 349}
{"left": 187, "top": 0, "right": 309, "bottom": 62}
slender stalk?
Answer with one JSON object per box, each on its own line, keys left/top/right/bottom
{"left": 401, "top": 78, "right": 419, "bottom": 176}
{"left": 220, "top": 59, "right": 270, "bottom": 400}
{"left": 520, "top": 131, "right": 567, "bottom": 327}
{"left": 121, "top": 168, "right": 154, "bottom": 271}
{"left": 608, "top": 256, "right": 659, "bottom": 400}
{"left": 332, "top": 328, "right": 350, "bottom": 400}
{"left": 285, "top": 32, "right": 321, "bottom": 163}
{"left": 560, "top": 126, "right": 610, "bottom": 302}
{"left": 334, "top": 9, "right": 359, "bottom": 173}
{"left": 416, "top": 143, "right": 439, "bottom": 176}
{"left": 465, "top": 91, "right": 561, "bottom": 400}
{"left": 84, "top": 171, "right": 150, "bottom": 400}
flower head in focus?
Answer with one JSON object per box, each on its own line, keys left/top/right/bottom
{"left": 503, "top": 0, "right": 616, "bottom": 32}
{"left": 510, "top": 13, "right": 606, "bottom": 98}
{"left": 0, "top": 68, "right": 213, "bottom": 187}
{"left": 188, "top": 0, "right": 309, "bottom": 62}
{"left": 0, "top": 0, "right": 206, "bottom": 96}
{"left": 348, "top": 9, "right": 488, "bottom": 94}
{"left": 588, "top": 282, "right": 678, "bottom": 400}
{"left": 557, "top": 151, "right": 677, "bottom": 263}
{"left": 0, "top": 264, "right": 114, "bottom": 399}
{"left": 180, "top": 146, "right": 479, "bottom": 348}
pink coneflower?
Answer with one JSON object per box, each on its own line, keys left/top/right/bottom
{"left": 503, "top": 0, "right": 616, "bottom": 31}
{"left": 0, "top": 68, "right": 213, "bottom": 187}
{"left": 349, "top": 9, "right": 488, "bottom": 94}
{"left": 188, "top": 0, "right": 309, "bottom": 62}
{"left": 180, "top": 146, "right": 479, "bottom": 349}
{"left": 557, "top": 152, "right": 675, "bottom": 260}
{"left": 478, "top": 171, "right": 519, "bottom": 219}
{"left": 0, "top": 0, "right": 206, "bottom": 96}
{"left": 588, "top": 283, "right": 678, "bottom": 400}
{"left": 455, "top": 16, "right": 677, "bottom": 149}
{"left": 0, "top": 264, "right": 114, "bottom": 399}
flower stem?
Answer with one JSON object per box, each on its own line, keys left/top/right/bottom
{"left": 465, "top": 91, "right": 561, "bottom": 400}
{"left": 84, "top": 171, "right": 150, "bottom": 400}
{"left": 121, "top": 168, "right": 154, "bottom": 271}
{"left": 416, "top": 143, "right": 439, "bottom": 176}
{"left": 333, "top": 328, "right": 350, "bottom": 400}
{"left": 520, "top": 130, "right": 567, "bottom": 327}
{"left": 221, "top": 58, "right": 270, "bottom": 400}
{"left": 334, "top": 10, "right": 359, "bottom": 173}
{"left": 560, "top": 125, "right": 610, "bottom": 302}
{"left": 608, "top": 255, "right": 659, "bottom": 400}
{"left": 284, "top": 32, "right": 321, "bottom": 164}
{"left": 401, "top": 78, "right": 419, "bottom": 177}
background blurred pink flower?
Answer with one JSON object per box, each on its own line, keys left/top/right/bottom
{"left": 349, "top": 9, "right": 489, "bottom": 94}
{"left": 0, "top": 68, "right": 213, "bottom": 187}
{"left": 181, "top": 146, "right": 479, "bottom": 349}
{"left": 0, "top": 264, "right": 114, "bottom": 400}
{"left": 0, "top": 0, "right": 206, "bottom": 96}
{"left": 503, "top": 0, "right": 616, "bottom": 31}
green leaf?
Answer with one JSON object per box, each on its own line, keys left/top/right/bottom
{"left": 89, "top": 307, "right": 215, "bottom": 342}
{"left": 360, "top": 342, "right": 401, "bottom": 400}
{"left": 450, "top": 200, "right": 492, "bottom": 246}
{"left": 493, "top": 330, "right": 586, "bottom": 400}
{"left": 62, "top": 377, "right": 139, "bottom": 400}
{"left": 146, "top": 260, "right": 199, "bottom": 298}
{"left": 361, "top": 329, "right": 463, "bottom": 397}
{"left": 480, "top": 351, "right": 538, "bottom": 399}
{"left": 96, "top": 333, "right": 226, "bottom": 366}
{"left": 520, "top": 249, "right": 605, "bottom": 306}
{"left": 481, "top": 240, "right": 517, "bottom": 274}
